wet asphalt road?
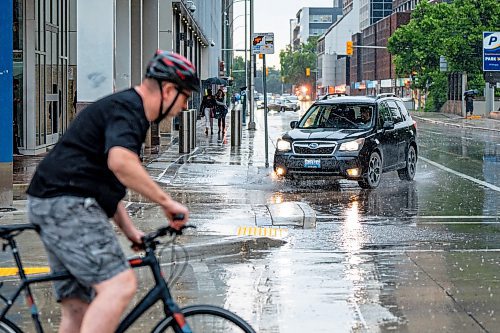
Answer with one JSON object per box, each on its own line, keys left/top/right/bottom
{"left": 1, "top": 102, "right": 500, "bottom": 332}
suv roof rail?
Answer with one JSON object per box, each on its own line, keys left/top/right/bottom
{"left": 321, "top": 93, "right": 349, "bottom": 100}
{"left": 376, "top": 93, "right": 397, "bottom": 100}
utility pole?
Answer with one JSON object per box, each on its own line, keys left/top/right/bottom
{"left": 263, "top": 55, "right": 269, "bottom": 167}
{"left": 248, "top": 0, "right": 256, "bottom": 130}
{"left": 243, "top": 0, "right": 248, "bottom": 125}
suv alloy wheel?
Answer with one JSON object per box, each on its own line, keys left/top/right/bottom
{"left": 358, "top": 151, "right": 382, "bottom": 189}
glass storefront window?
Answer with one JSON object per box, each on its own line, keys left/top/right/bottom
{"left": 13, "top": 0, "right": 24, "bottom": 151}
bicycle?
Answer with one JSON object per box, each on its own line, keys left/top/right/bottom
{"left": 0, "top": 222, "right": 256, "bottom": 333}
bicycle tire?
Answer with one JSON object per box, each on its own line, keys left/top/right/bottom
{"left": 152, "top": 304, "right": 256, "bottom": 333}
{"left": 0, "top": 319, "right": 22, "bottom": 333}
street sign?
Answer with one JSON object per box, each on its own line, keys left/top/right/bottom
{"left": 483, "top": 32, "right": 500, "bottom": 71}
{"left": 252, "top": 33, "right": 274, "bottom": 55}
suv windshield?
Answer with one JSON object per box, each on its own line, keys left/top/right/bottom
{"left": 298, "top": 103, "right": 375, "bottom": 129}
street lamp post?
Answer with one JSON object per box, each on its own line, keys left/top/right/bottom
{"left": 248, "top": 0, "right": 256, "bottom": 130}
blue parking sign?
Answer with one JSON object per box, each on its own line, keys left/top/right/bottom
{"left": 484, "top": 32, "right": 500, "bottom": 71}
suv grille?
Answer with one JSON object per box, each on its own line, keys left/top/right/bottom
{"left": 293, "top": 142, "right": 336, "bottom": 155}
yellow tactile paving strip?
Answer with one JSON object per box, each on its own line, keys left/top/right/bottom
{"left": 0, "top": 267, "right": 51, "bottom": 277}
{"left": 236, "top": 226, "right": 287, "bottom": 237}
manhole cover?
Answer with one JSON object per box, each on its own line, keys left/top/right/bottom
{"left": 0, "top": 207, "right": 17, "bottom": 213}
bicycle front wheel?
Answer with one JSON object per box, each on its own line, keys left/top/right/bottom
{"left": 0, "top": 319, "right": 22, "bottom": 333}
{"left": 152, "top": 305, "right": 256, "bottom": 333}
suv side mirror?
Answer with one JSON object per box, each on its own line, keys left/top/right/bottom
{"left": 383, "top": 120, "right": 395, "bottom": 130}
{"left": 290, "top": 121, "right": 298, "bottom": 129}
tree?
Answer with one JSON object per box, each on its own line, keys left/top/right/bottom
{"left": 388, "top": 0, "right": 500, "bottom": 111}
{"left": 231, "top": 56, "right": 246, "bottom": 90}
{"left": 280, "top": 37, "right": 318, "bottom": 87}
{"left": 254, "top": 67, "right": 286, "bottom": 94}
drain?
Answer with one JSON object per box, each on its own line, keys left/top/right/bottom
{"left": 0, "top": 207, "right": 17, "bottom": 213}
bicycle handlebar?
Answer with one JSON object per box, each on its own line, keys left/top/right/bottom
{"left": 135, "top": 214, "right": 195, "bottom": 250}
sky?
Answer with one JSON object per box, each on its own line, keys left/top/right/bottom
{"left": 232, "top": 0, "right": 335, "bottom": 69}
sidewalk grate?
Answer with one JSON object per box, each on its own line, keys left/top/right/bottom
{"left": 237, "top": 226, "right": 287, "bottom": 237}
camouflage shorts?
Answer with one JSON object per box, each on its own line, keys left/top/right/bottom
{"left": 28, "top": 196, "right": 130, "bottom": 303}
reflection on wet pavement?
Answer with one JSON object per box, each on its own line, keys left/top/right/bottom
{"left": 2, "top": 106, "right": 500, "bottom": 332}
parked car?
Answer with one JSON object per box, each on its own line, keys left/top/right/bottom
{"left": 273, "top": 95, "right": 417, "bottom": 188}
{"left": 267, "top": 98, "right": 282, "bottom": 111}
{"left": 277, "top": 98, "right": 299, "bottom": 112}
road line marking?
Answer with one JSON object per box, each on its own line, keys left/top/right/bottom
{"left": 316, "top": 215, "right": 500, "bottom": 220}
{"left": 418, "top": 216, "right": 499, "bottom": 219}
{"left": 418, "top": 222, "right": 500, "bottom": 225}
{"left": 420, "top": 156, "right": 500, "bottom": 192}
{"left": 0, "top": 267, "right": 50, "bottom": 277}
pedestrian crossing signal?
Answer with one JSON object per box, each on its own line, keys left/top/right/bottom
{"left": 346, "top": 41, "right": 353, "bottom": 56}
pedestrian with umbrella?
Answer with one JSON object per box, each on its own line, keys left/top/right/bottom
{"left": 199, "top": 88, "right": 216, "bottom": 135}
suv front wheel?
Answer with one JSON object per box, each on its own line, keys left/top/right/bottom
{"left": 358, "top": 151, "right": 382, "bottom": 189}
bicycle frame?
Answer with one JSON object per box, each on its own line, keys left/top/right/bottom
{"left": 0, "top": 235, "right": 185, "bottom": 333}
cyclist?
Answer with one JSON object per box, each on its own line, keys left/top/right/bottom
{"left": 26, "top": 50, "right": 199, "bottom": 333}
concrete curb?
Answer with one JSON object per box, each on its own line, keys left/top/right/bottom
{"left": 179, "top": 235, "right": 287, "bottom": 260}
{"left": 413, "top": 115, "right": 500, "bottom": 133}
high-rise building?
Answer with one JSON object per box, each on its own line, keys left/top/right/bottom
{"left": 291, "top": 7, "right": 343, "bottom": 50}
{"left": 393, "top": 0, "right": 422, "bottom": 12}
{"left": 360, "top": 0, "right": 393, "bottom": 30}
{"left": 343, "top": 0, "right": 354, "bottom": 15}
{"left": 393, "top": 0, "right": 451, "bottom": 12}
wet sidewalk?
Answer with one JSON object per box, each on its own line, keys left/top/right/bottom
{"left": 411, "top": 111, "right": 500, "bottom": 132}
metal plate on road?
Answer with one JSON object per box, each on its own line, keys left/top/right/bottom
{"left": 304, "top": 159, "right": 321, "bottom": 168}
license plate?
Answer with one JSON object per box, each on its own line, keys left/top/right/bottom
{"left": 304, "top": 159, "right": 321, "bottom": 168}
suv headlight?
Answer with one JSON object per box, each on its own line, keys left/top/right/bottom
{"left": 277, "top": 139, "right": 292, "bottom": 151}
{"left": 339, "top": 138, "right": 365, "bottom": 151}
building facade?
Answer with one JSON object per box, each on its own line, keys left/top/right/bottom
{"left": 393, "top": 0, "right": 450, "bottom": 12}
{"left": 11, "top": 0, "right": 222, "bottom": 156}
{"left": 359, "top": 0, "right": 393, "bottom": 30}
{"left": 291, "top": 7, "right": 343, "bottom": 50}
{"left": 350, "top": 11, "right": 411, "bottom": 96}
{"left": 316, "top": 0, "right": 361, "bottom": 94}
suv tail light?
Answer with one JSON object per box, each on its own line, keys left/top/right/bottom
{"left": 413, "top": 120, "right": 417, "bottom": 129}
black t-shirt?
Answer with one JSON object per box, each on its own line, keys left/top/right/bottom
{"left": 27, "top": 88, "right": 150, "bottom": 217}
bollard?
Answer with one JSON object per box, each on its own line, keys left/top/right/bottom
{"left": 188, "top": 109, "right": 197, "bottom": 150}
{"left": 179, "top": 110, "right": 191, "bottom": 153}
{"left": 231, "top": 107, "right": 242, "bottom": 146}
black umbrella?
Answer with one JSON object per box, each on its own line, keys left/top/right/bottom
{"left": 204, "top": 77, "right": 228, "bottom": 86}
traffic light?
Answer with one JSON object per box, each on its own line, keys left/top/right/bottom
{"left": 346, "top": 41, "right": 353, "bottom": 56}
{"left": 306, "top": 67, "right": 311, "bottom": 77}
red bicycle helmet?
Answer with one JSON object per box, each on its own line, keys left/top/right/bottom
{"left": 146, "top": 50, "right": 200, "bottom": 92}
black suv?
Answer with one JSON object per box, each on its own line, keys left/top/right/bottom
{"left": 273, "top": 96, "right": 417, "bottom": 188}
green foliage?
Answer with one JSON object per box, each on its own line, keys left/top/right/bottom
{"left": 254, "top": 67, "right": 285, "bottom": 94}
{"left": 424, "top": 71, "right": 448, "bottom": 112}
{"left": 279, "top": 37, "right": 318, "bottom": 86}
{"left": 231, "top": 56, "right": 246, "bottom": 90}
{"left": 388, "top": 0, "right": 500, "bottom": 110}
